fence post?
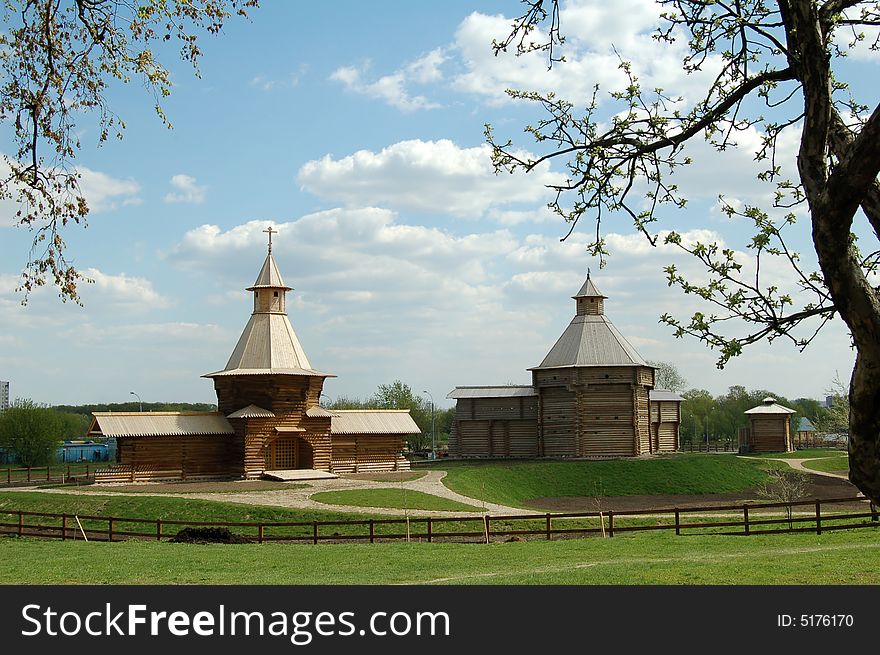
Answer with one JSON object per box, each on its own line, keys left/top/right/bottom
{"left": 67, "top": 465, "right": 71, "bottom": 480}
{"left": 62, "top": 514, "right": 67, "bottom": 541}
{"left": 815, "top": 500, "right": 822, "bottom": 535}
{"left": 18, "top": 511, "right": 23, "bottom": 537}
{"left": 258, "top": 524, "right": 264, "bottom": 545}
{"left": 546, "top": 513, "right": 552, "bottom": 541}
{"left": 484, "top": 516, "right": 491, "bottom": 544}
{"left": 27, "top": 467, "right": 31, "bottom": 483}
{"left": 608, "top": 510, "right": 614, "bottom": 537}
{"left": 47, "top": 466, "right": 51, "bottom": 481}
{"left": 369, "top": 520, "right": 375, "bottom": 544}
{"left": 156, "top": 519, "right": 162, "bottom": 541}
{"left": 674, "top": 508, "right": 680, "bottom": 536}
{"left": 427, "top": 518, "right": 432, "bottom": 543}
{"left": 86, "top": 464, "right": 90, "bottom": 478}
{"left": 108, "top": 517, "right": 114, "bottom": 543}
{"left": 7, "top": 468, "right": 10, "bottom": 484}
{"left": 312, "top": 521, "right": 318, "bottom": 545}
{"left": 743, "top": 505, "right": 750, "bottom": 536}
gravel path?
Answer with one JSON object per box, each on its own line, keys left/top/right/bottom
{"left": 4, "top": 470, "right": 530, "bottom": 517}
{"left": 758, "top": 457, "right": 849, "bottom": 479}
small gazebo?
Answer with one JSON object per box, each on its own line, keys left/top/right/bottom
{"left": 740, "top": 397, "right": 796, "bottom": 453}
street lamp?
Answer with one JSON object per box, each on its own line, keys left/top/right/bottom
{"left": 422, "top": 390, "right": 435, "bottom": 460}
{"left": 130, "top": 391, "right": 142, "bottom": 412}
{"left": 320, "top": 393, "right": 332, "bottom": 407}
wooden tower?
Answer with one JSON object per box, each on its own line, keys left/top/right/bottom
{"left": 203, "top": 227, "right": 337, "bottom": 477}
{"left": 740, "top": 397, "right": 796, "bottom": 453}
{"left": 528, "top": 273, "right": 656, "bottom": 456}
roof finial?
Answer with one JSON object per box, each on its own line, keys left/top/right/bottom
{"left": 587, "top": 267, "right": 591, "bottom": 279}
{"left": 263, "top": 226, "right": 277, "bottom": 254}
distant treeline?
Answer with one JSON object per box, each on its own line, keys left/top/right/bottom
{"left": 52, "top": 402, "right": 218, "bottom": 418}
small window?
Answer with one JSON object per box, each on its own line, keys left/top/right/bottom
{"left": 273, "top": 291, "right": 279, "bottom": 297}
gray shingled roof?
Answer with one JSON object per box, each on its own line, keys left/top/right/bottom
{"left": 649, "top": 390, "right": 684, "bottom": 402}
{"left": 530, "top": 314, "right": 648, "bottom": 369}
{"left": 89, "top": 412, "right": 234, "bottom": 437}
{"left": 247, "top": 253, "right": 291, "bottom": 290}
{"left": 330, "top": 410, "right": 421, "bottom": 435}
{"left": 745, "top": 397, "right": 796, "bottom": 415}
{"left": 447, "top": 386, "right": 537, "bottom": 399}
{"left": 227, "top": 404, "right": 275, "bottom": 419}
{"left": 204, "top": 252, "right": 335, "bottom": 379}
{"left": 573, "top": 275, "right": 607, "bottom": 299}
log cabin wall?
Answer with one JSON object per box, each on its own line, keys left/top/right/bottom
{"left": 649, "top": 400, "right": 681, "bottom": 453}
{"left": 116, "top": 435, "right": 237, "bottom": 480}
{"left": 450, "top": 396, "right": 539, "bottom": 457}
{"left": 213, "top": 375, "right": 326, "bottom": 417}
{"left": 747, "top": 416, "right": 793, "bottom": 453}
{"left": 330, "top": 434, "right": 410, "bottom": 473}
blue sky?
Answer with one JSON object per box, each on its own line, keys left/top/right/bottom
{"left": 1, "top": 0, "right": 876, "bottom": 407}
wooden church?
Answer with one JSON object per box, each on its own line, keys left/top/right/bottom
{"left": 88, "top": 230, "right": 419, "bottom": 482}
{"left": 448, "top": 273, "right": 682, "bottom": 458}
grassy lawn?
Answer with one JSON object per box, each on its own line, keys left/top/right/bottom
{"left": 744, "top": 448, "right": 846, "bottom": 460}
{"left": 436, "top": 454, "right": 774, "bottom": 508}
{"left": 1, "top": 528, "right": 879, "bottom": 584}
{"left": 802, "top": 456, "right": 849, "bottom": 474}
{"left": 311, "top": 489, "right": 480, "bottom": 512}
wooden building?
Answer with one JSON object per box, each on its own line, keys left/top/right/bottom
{"left": 739, "top": 397, "right": 796, "bottom": 453}
{"left": 89, "top": 230, "right": 419, "bottom": 482}
{"left": 448, "top": 274, "right": 682, "bottom": 458}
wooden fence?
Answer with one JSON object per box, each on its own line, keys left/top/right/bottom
{"left": 679, "top": 440, "right": 736, "bottom": 453}
{"left": 0, "top": 464, "right": 94, "bottom": 485}
{"left": 0, "top": 496, "right": 876, "bottom": 545}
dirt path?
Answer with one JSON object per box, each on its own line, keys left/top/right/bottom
{"left": 764, "top": 457, "right": 848, "bottom": 479}
{"left": 4, "top": 469, "right": 531, "bottom": 517}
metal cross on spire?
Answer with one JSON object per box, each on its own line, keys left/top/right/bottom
{"left": 263, "top": 226, "right": 277, "bottom": 254}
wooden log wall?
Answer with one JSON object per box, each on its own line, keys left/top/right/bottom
{"left": 115, "top": 436, "right": 237, "bottom": 480}
{"left": 214, "top": 375, "right": 326, "bottom": 417}
{"left": 652, "top": 400, "right": 681, "bottom": 453}
{"left": 747, "top": 417, "right": 793, "bottom": 453}
{"left": 330, "top": 434, "right": 410, "bottom": 473}
{"left": 540, "top": 387, "right": 577, "bottom": 456}
{"left": 450, "top": 397, "right": 539, "bottom": 457}
{"left": 577, "top": 384, "right": 635, "bottom": 456}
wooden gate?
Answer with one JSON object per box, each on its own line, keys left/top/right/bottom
{"left": 266, "top": 437, "right": 313, "bottom": 470}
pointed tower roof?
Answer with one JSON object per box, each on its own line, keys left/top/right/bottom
{"left": 530, "top": 273, "right": 649, "bottom": 370}
{"left": 572, "top": 271, "right": 607, "bottom": 299}
{"left": 203, "top": 228, "right": 335, "bottom": 379}
{"left": 248, "top": 254, "right": 292, "bottom": 291}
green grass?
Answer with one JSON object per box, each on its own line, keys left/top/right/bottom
{"left": 744, "top": 448, "right": 846, "bottom": 459}
{"left": 2, "top": 528, "right": 879, "bottom": 584}
{"left": 802, "top": 456, "right": 849, "bottom": 474}
{"left": 437, "top": 454, "right": 774, "bottom": 508}
{"left": 311, "top": 489, "right": 480, "bottom": 512}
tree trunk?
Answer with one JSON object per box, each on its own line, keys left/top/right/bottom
{"left": 848, "top": 353, "right": 880, "bottom": 500}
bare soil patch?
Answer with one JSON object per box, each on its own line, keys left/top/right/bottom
{"left": 169, "top": 527, "right": 252, "bottom": 544}
{"left": 525, "top": 474, "right": 862, "bottom": 512}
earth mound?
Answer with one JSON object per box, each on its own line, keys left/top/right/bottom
{"left": 169, "top": 527, "right": 251, "bottom": 544}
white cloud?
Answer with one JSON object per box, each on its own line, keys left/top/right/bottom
{"left": 163, "top": 174, "right": 207, "bottom": 204}
{"left": 451, "top": 4, "right": 721, "bottom": 108}
{"left": 80, "top": 268, "right": 172, "bottom": 310}
{"left": 297, "top": 139, "right": 559, "bottom": 217}
{"left": 329, "top": 48, "right": 446, "bottom": 112}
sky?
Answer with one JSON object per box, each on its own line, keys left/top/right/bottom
{"left": 1, "top": 0, "right": 877, "bottom": 408}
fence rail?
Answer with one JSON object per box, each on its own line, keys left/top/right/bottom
{"left": 0, "top": 495, "right": 875, "bottom": 545}
{"left": 0, "top": 464, "right": 94, "bottom": 485}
